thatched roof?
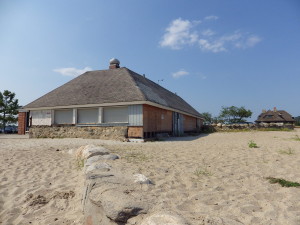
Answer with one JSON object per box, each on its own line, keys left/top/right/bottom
{"left": 255, "top": 109, "right": 295, "bottom": 123}
{"left": 24, "top": 67, "right": 201, "bottom": 117}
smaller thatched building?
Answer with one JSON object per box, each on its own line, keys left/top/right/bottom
{"left": 255, "top": 107, "right": 295, "bottom": 124}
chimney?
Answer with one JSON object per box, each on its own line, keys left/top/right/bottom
{"left": 273, "top": 107, "right": 277, "bottom": 112}
{"left": 109, "top": 58, "right": 120, "bottom": 69}
{"left": 262, "top": 109, "right": 266, "bottom": 113}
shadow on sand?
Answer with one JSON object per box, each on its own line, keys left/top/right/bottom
{"left": 162, "top": 133, "right": 211, "bottom": 142}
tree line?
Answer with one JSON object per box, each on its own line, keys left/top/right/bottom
{"left": 202, "top": 106, "right": 253, "bottom": 124}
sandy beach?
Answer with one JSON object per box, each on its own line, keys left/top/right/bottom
{"left": 1, "top": 129, "right": 300, "bottom": 225}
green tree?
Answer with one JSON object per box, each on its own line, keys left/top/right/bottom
{"left": 295, "top": 116, "right": 300, "bottom": 126}
{"left": 219, "top": 106, "right": 252, "bottom": 124}
{"left": 0, "top": 90, "right": 19, "bottom": 130}
{"left": 201, "top": 112, "right": 213, "bottom": 124}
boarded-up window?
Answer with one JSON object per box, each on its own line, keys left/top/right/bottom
{"left": 103, "top": 106, "right": 128, "bottom": 123}
{"left": 54, "top": 109, "right": 73, "bottom": 124}
{"left": 31, "top": 110, "right": 52, "bottom": 126}
{"left": 77, "top": 108, "right": 98, "bottom": 124}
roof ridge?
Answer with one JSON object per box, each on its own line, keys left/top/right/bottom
{"left": 125, "top": 67, "right": 187, "bottom": 102}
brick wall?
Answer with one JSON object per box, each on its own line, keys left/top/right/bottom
{"left": 18, "top": 112, "right": 26, "bottom": 135}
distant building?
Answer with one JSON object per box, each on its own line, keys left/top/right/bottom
{"left": 255, "top": 107, "right": 295, "bottom": 124}
{"left": 18, "top": 59, "right": 203, "bottom": 139}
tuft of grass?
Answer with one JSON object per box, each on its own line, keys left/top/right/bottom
{"left": 266, "top": 177, "right": 300, "bottom": 187}
{"left": 221, "top": 129, "right": 252, "bottom": 133}
{"left": 278, "top": 148, "right": 294, "bottom": 155}
{"left": 248, "top": 140, "right": 259, "bottom": 148}
{"left": 194, "top": 167, "right": 212, "bottom": 177}
{"left": 76, "top": 159, "right": 85, "bottom": 170}
{"left": 292, "top": 135, "right": 300, "bottom": 141}
{"left": 124, "top": 151, "right": 149, "bottom": 163}
{"left": 256, "top": 128, "right": 292, "bottom": 132}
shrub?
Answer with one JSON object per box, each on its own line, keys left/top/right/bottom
{"left": 248, "top": 140, "right": 258, "bottom": 148}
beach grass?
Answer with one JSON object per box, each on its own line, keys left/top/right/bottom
{"left": 266, "top": 177, "right": 300, "bottom": 187}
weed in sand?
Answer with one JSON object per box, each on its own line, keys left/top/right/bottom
{"left": 266, "top": 177, "right": 300, "bottom": 187}
{"left": 194, "top": 167, "right": 212, "bottom": 177}
{"left": 292, "top": 135, "right": 300, "bottom": 141}
{"left": 278, "top": 148, "right": 294, "bottom": 155}
{"left": 124, "top": 152, "right": 149, "bottom": 163}
{"left": 248, "top": 140, "right": 258, "bottom": 148}
{"left": 257, "top": 128, "right": 292, "bottom": 132}
{"left": 76, "top": 159, "right": 85, "bottom": 170}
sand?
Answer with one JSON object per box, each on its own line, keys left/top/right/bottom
{"left": 1, "top": 129, "right": 300, "bottom": 225}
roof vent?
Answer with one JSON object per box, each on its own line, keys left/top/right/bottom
{"left": 109, "top": 58, "right": 120, "bottom": 69}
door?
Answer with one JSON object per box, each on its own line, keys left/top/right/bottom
{"left": 173, "top": 112, "right": 184, "bottom": 136}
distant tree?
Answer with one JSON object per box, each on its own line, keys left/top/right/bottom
{"left": 201, "top": 112, "right": 213, "bottom": 124}
{"left": 0, "top": 90, "right": 19, "bottom": 130}
{"left": 295, "top": 116, "right": 300, "bottom": 126}
{"left": 219, "top": 106, "right": 252, "bottom": 124}
{"left": 212, "top": 116, "right": 224, "bottom": 124}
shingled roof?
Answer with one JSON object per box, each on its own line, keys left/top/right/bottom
{"left": 255, "top": 109, "right": 295, "bottom": 123}
{"left": 24, "top": 67, "right": 201, "bottom": 117}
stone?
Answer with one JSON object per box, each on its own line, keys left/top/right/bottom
{"left": 133, "top": 174, "right": 153, "bottom": 185}
{"left": 85, "top": 162, "right": 111, "bottom": 174}
{"left": 29, "top": 126, "right": 128, "bottom": 140}
{"left": 89, "top": 185, "right": 149, "bottom": 223}
{"left": 101, "top": 154, "right": 119, "bottom": 160}
{"left": 85, "top": 154, "right": 119, "bottom": 168}
{"left": 76, "top": 145, "right": 110, "bottom": 160}
{"left": 140, "top": 211, "right": 188, "bottom": 225}
{"left": 217, "top": 123, "right": 222, "bottom": 127}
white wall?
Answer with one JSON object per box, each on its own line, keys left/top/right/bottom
{"left": 128, "top": 105, "right": 143, "bottom": 126}
{"left": 31, "top": 110, "right": 52, "bottom": 126}
{"left": 30, "top": 104, "right": 143, "bottom": 126}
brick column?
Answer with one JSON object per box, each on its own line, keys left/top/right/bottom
{"left": 18, "top": 112, "right": 26, "bottom": 135}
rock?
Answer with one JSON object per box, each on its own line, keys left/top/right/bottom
{"left": 88, "top": 184, "right": 149, "bottom": 223}
{"left": 76, "top": 145, "right": 110, "bottom": 160}
{"left": 133, "top": 174, "right": 153, "bottom": 185}
{"left": 101, "top": 154, "right": 119, "bottom": 160}
{"left": 85, "top": 162, "right": 111, "bottom": 174}
{"left": 140, "top": 211, "right": 188, "bottom": 225}
{"left": 217, "top": 123, "right": 222, "bottom": 127}
{"left": 85, "top": 154, "right": 119, "bottom": 168}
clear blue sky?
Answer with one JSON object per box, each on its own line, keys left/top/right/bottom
{"left": 1, "top": 0, "right": 299, "bottom": 121}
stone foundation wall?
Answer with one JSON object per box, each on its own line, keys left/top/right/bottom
{"left": 203, "top": 123, "right": 294, "bottom": 132}
{"left": 29, "top": 126, "right": 128, "bottom": 140}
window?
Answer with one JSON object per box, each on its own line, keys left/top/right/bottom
{"left": 103, "top": 106, "right": 128, "bottom": 123}
{"left": 54, "top": 109, "right": 73, "bottom": 124}
{"left": 77, "top": 108, "right": 98, "bottom": 124}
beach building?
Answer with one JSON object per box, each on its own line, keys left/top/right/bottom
{"left": 255, "top": 107, "right": 295, "bottom": 124}
{"left": 18, "top": 59, "right": 203, "bottom": 139}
